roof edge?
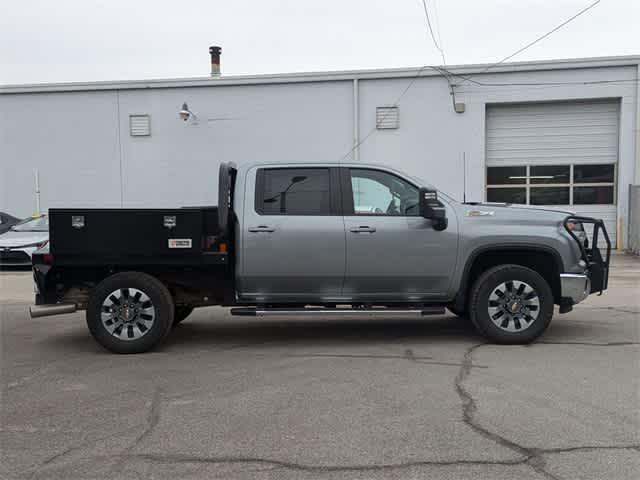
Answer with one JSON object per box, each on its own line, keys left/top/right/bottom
{"left": 2, "top": 54, "right": 639, "bottom": 94}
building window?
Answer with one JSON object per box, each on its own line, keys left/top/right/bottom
{"left": 486, "top": 164, "right": 615, "bottom": 205}
{"left": 376, "top": 106, "right": 399, "bottom": 129}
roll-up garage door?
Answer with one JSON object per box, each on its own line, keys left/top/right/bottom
{"left": 486, "top": 100, "right": 620, "bottom": 247}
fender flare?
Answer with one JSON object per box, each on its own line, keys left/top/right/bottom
{"left": 453, "top": 244, "right": 565, "bottom": 309}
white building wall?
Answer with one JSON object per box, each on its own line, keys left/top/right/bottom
{"left": 116, "top": 81, "right": 354, "bottom": 208}
{"left": 0, "top": 58, "right": 638, "bottom": 246}
{"left": 1, "top": 91, "right": 122, "bottom": 215}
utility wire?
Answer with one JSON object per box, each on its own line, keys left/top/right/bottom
{"left": 478, "top": 0, "right": 601, "bottom": 74}
{"left": 431, "top": 0, "right": 444, "bottom": 52}
{"left": 428, "top": 68, "right": 638, "bottom": 87}
{"left": 338, "top": 64, "right": 432, "bottom": 163}
{"left": 420, "top": 0, "right": 446, "bottom": 65}
{"left": 336, "top": 0, "right": 609, "bottom": 163}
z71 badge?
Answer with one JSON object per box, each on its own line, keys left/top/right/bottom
{"left": 168, "top": 239, "right": 192, "bottom": 249}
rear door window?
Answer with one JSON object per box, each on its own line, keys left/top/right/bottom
{"left": 256, "top": 168, "right": 332, "bottom": 215}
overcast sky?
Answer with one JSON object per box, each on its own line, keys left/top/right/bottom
{"left": 1, "top": 0, "right": 638, "bottom": 85}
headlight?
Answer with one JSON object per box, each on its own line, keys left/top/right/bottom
{"left": 16, "top": 240, "right": 48, "bottom": 249}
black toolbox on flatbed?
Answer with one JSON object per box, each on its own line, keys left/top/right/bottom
{"left": 48, "top": 207, "right": 226, "bottom": 265}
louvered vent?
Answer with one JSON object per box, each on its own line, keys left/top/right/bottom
{"left": 376, "top": 106, "right": 399, "bottom": 129}
{"left": 129, "top": 115, "right": 151, "bottom": 136}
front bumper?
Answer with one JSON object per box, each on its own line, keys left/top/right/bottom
{"left": 0, "top": 247, "right": 36, "bottom": 266}
{"left": 563, "top": 215, "right": 611, "bottom": 295}
{"left": 560, "top": 273, "right": 591, "bottom": 305}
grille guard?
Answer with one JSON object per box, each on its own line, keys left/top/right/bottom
{"left": 563, "top": 215, "right": 612, "bottom": 294}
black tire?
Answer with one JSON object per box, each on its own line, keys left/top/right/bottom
{"left": 469, "top": 264, "right": 553, "bottom": 344}
{"left": 173, "top": 306, "right": 194, "bottom": 326}
{"left": 86, "top": 272, "right": 174, "bottom": 354}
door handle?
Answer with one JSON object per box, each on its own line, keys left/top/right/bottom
{"left": 248, "top": 225, "right": 276, "bottom": 233}
{"left": 350, "top": 226, "right": 376, "bottom": 233}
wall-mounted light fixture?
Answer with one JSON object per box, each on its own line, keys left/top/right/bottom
{"left": 179, "top": 102, "right": 198, "bottom": 122}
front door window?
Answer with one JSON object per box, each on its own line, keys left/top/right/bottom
{"left": 350, "top": 169, "right": 419, "bottom": 216}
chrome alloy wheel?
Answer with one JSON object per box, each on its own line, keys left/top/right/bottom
{"left": 488, "top": 280, "right": 540, "bottom": 332}
{"left": 101, "top": 288, "right": 155, "bottom": 340}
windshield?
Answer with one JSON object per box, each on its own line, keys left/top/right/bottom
{"left": 11, "top": 216, "right": 49, "bottom": 232}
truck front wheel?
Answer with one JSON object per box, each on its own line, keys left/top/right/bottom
{"left": 86, "top": 272, "right": 174, "bottom": 354}
{"left": 469, "top": 265, "right": 553, "bottom": 344}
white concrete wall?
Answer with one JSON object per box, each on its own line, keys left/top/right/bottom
{"left": 0, "top": 62, "right": 637, "bottom": 245}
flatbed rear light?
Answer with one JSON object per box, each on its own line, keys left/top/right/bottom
{"left": 43, "top": 253, "right": 54, "bottom": 264}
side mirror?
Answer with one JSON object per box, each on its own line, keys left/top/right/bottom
{"left": 419, "top": 188, "right": 448, "bottom": 231}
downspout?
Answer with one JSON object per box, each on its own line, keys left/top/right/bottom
{"left": 353, "top": 78, "right": 359, "bottom": 162}
{"left": 635, "top": 62, "right": 640, "bottom": 185}
{"left": 629, "top": 61, "right": 640, "bottom": 250}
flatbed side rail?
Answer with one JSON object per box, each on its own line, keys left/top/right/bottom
{"left": 563, "top": 215, "right": 611, "bottom": 293}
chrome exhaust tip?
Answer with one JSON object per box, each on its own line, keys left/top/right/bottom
{"left": 29, "top": 303, "right": 77, "bottom": 319}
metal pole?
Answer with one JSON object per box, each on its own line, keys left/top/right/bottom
{"left": 353, "top": 78, "right": 359, "bottom": 162}
{"left": 35, "top": 169, "right": 41, "bottom": 214}
{"left": 462, "top": 152, "right": 467, "bottom": 203}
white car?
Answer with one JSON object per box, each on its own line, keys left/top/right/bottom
{"left": 0, "top": 215, "right": 49, "bottom": 266}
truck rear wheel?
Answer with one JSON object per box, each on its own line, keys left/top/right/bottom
{"left": 86, "top": 272, "right": 174, "bottom": 354}
{"left": 469, "top": 264, "right": 553, "bottom": 344}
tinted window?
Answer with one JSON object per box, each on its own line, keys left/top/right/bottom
{"left": 486, "top": 188, "right": 526, "bottom": 204}
{"left": 350, "top": 169, "right": 419, "bottom": 216}
{"left": 487, "top": 166, "right": 526, "bottom": 185}
{"left": 574, "top": 164, "right": 615, "bottom": 183}
{"left": 258, "top": 168, "right": 331, "bottom": 215}
{"left": 573, "top": 186, "right": 614, "bottom": 205}
{"left": 530, "top": 187, "right": 570, "bottom": 205}
{"left": 530, "top": 165, "right": 570, "bottom": 184}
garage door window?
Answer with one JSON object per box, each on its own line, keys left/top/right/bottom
{"left": 486, "top": 164, "right": 615, "bottom": 205}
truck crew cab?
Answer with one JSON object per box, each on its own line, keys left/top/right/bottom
{"left": 30, "top": 162, "right": 611, "bottom": 354}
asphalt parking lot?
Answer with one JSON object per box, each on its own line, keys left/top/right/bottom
{"left": 1, "top": 256, "right": 639, "bottom": 480}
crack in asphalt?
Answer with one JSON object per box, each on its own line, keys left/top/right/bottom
{"left": 25, "top": 343, "right": 640, "bottom": 479}
{"left": 534, "top": 445, "right": 640, "bottom": 454}
{"left": 131, "top": 387, "right": 162, "bottom": 449}
{"left": 276, "top": 350, "right": 489, "bottom": 369}
{"left": 28, "top": 424, "right": 143, "bottom": 479}
{"left": 454, "top": 344, "right": 532, "bottom": 458}
{"left": 454, "top": 342, "right": 640, "bottom": 480}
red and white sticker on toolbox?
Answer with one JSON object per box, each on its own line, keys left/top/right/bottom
{"left": 168, "top": 238, "right": 192, "bottom": 249}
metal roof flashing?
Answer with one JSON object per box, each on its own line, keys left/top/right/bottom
{"left": 1, "top": 55, "right": 638, "bottom": 95}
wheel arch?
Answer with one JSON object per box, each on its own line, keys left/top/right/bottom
{"left": 454, "top": 244, "right": 564, "bottom": 310}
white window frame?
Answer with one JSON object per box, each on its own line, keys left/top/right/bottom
{"left": 485, "top": 163, "right": 616, "bottom": 206}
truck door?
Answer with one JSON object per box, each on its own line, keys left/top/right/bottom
{"left": 341, "top": 167, "right": 458, "bottom": 300}
{"left": 238, "top": 166, "right": 345, "bottom": 302}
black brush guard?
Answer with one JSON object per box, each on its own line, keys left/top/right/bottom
{"left": 563, "top": 216, "right": 612, "bottom": 294}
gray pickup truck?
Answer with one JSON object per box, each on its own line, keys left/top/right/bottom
{"left": 30, "top": 162, "right": 611, "bottom": 354}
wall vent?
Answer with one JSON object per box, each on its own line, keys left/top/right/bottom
{"left": 129, "top": 115, "right": 151, "bottom": 136}
{"left": 376, "top": 106, "right": 399, "bottom": 129}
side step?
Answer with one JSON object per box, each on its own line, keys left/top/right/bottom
{"left": 230, "top": 307, "right": 445, "bottom": 317}
{"left": 29, "top": 303, "right": 77, "bottom": 319}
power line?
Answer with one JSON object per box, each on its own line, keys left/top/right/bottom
{"left": 431, "top": 0, "right": 444, "bottom": 52}
{"left": 419, "top": 0, "right": 446, "bottom": 65}
{"left": 478, "top": 0, "right": 601, "bottom": 74}
{"left": 429, "top": 68, "right": 639, "bottom": 87}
